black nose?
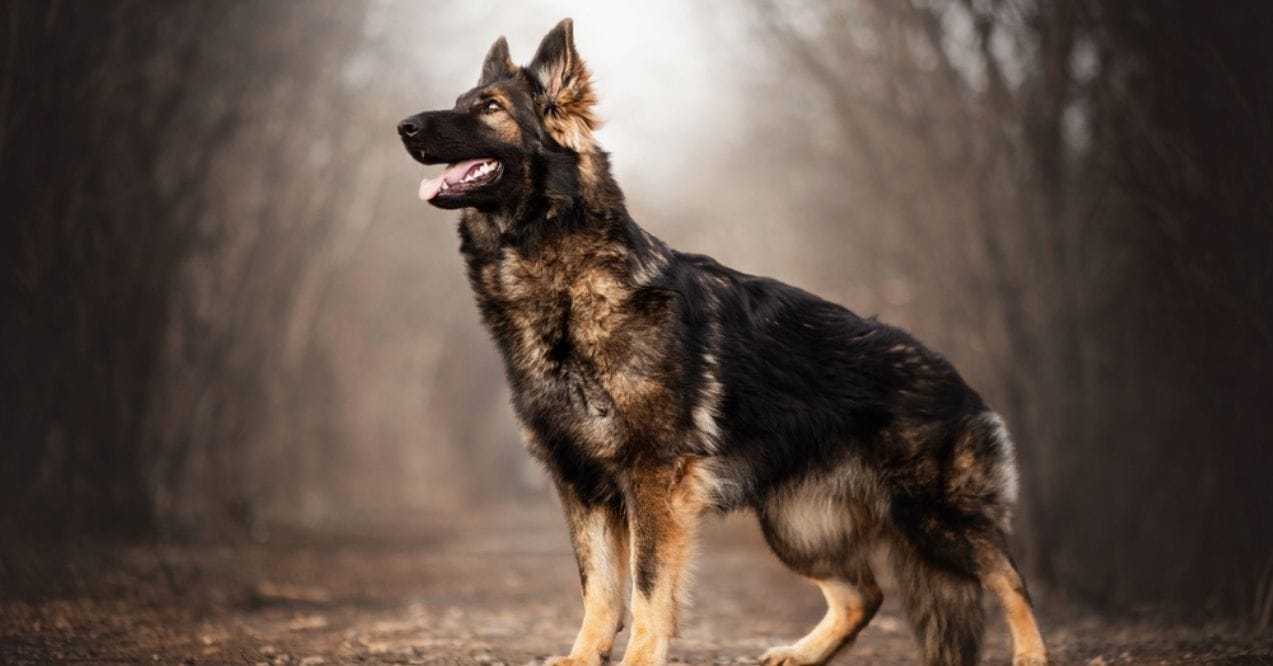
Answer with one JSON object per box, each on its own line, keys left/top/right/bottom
{"left": 398, "top": 116, "right": 421, "bottom": 138}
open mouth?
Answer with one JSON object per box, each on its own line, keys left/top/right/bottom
{"left": 418, "top": 158, "right": 502, "bottom": 201}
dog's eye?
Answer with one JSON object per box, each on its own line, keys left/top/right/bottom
{"left": 482, "top": 100, "right": 502, "bottom": 114}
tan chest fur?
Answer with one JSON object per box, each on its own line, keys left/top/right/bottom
{"left": 478, "top": 232, "right": 679, "bottom": 455}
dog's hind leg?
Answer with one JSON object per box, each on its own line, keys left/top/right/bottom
{"left": 977, "top": 544, "right": 1047, "bottom": 666}
{"left": 759, "top": 565, "right": 882, "bottom": 666}
{"left": 756, "top": 481, "right": 883, "bottom": 665}
{"left": 547, "top": 481, "right": 629, "bottom": 666}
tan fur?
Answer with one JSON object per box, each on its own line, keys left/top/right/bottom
{"left": 538, "top": 59, "right": 599, "bottom": 154}
{"left": 551, "top": 484, "right": 629, "bottom": 666}
{"left": 496, "top": 236, "right": 626, "bottom": 370}
{"left": 478, "top": 90, "right": 523, "bottom": 144}
{"left": 533, "top": 18, "right": 602, "bottom": 199}
{"left": 768, "top": 492, "right": 853, "bottom": 555}
{"left": 761, "top": 577, "right": 882, "bottom": 665}
{"left": 762, "top": 458, "right": 889, "bottom": 552}
{"left": 566, "top": 267, "right": 628, "bottom": 349}
{"left": 492, "top": 231, "right": 679, "bottom": 461}
{"left": 982, "top": 552, "right": 1048, "bottom": 665}
{"left": 620, "top": 459, "right": 714, "bottom": 665}
{"left": 576, "top": 151, "right": 604, "bottom": 196}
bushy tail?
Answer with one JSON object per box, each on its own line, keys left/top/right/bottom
{"left": 891, "top": 544, "right": 984, "bottom": 665}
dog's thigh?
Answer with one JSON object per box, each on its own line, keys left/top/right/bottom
{"left": 757, "top": 477, "right": 878, "bottom": 580}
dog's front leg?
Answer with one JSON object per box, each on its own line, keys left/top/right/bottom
{"left": 548, "top": 482, "right": 629, "bottom": 666}
{"left": 619, "top": 460, "right": 711, "bottom": 666}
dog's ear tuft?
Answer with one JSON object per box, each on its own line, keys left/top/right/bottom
{"left": 479, "top": 36, "right": 517, "bottom": 86}
{"left": 528, "top": 18, "right": 599, "bottom": 152}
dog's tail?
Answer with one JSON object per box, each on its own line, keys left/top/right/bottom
{"left": 891, "top": 543, "right": 984, "bottom": 665}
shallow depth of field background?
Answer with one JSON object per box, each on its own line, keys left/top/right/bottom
{"left": 3, "top": 0, "right": 1272, "bottom": 632}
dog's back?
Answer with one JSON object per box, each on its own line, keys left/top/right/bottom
{"left": 672, "top": 252, "right": 1028, "bottom": 663}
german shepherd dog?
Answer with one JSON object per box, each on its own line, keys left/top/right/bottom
{"left": 398, "top": 19, "right": 1047, "bottom": 666}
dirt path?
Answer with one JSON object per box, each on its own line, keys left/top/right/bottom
{"left": 2, "top": 509, "right": 1269, "bottom": 664}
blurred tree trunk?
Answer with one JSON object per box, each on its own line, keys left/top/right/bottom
{"left": 1055, "top": 0, "right": 1273, "bottom": 622}
{"left": 1, "top": 1, "right": 224, "bottom": 538}
{"left": 1, "top": 0, "right": 373, "bottom": 541}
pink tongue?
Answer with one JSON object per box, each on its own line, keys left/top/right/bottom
{"left": 418, "top": 174, "right": 445, "bottom": 201}
{"left": 418, "top": 158, "right": 492, "bottom": 201}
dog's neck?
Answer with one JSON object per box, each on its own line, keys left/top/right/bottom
{"left": 457, "top": 170, "right": 671, "bottom": 289}
{"left": 458, "top": 148, "right": 667, "bottom": 272}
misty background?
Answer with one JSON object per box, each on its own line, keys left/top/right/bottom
{"left": 3, "top": 0, "right": 1272, "bottom": 631}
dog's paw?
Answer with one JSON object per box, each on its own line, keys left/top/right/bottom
{"left": 1012, "top": 653, "right": 1049, "bottom": 666}
{"left": 544, "top": 656, "right": 602, "bottom": 666}
{"left": 759, "top": 644, "right": 821, "bottom": 666}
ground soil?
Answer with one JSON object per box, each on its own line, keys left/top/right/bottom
{"left": 2, "top": 508, "right": 1270, "bottom": 665}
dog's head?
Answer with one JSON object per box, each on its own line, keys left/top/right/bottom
{"left": 398, "top": 19, "right": 600, "bottom": 213}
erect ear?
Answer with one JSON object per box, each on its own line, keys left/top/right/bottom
{"left": 478, "top": 36, "right": 516, "bottom": 86}
{"left": 527, "top": 18, "right": 599, "bottom": 152}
